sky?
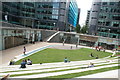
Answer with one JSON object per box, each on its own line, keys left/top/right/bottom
{"left": 76, "top": 0, "right": 93, "bottom": 26}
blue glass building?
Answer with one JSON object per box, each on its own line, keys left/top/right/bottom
{"left": 68, "top": 0, "right": 78, "bottom": 27}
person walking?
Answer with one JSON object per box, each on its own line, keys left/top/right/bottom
{"left": 23, "top": 46, "right": 26, "bottom": 55}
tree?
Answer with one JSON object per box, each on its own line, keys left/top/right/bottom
{"left": 80, "top": 25, "right": 88, "bottom": 34}
{"left": 75, "top": 24, "right": 81, "bottom": 33}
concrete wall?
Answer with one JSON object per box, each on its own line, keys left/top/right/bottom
{"left": 49, "top": 33, "right": 60, "bottom": 43}
{"left": 41, "top": 30, "right": 57, "bottom": 42}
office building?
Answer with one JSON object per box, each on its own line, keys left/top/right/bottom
{"left": 88, "top": 0, "right": 120, "bottom": 39}
{"left": 0, "top": 0, "right": 79, "bottom": 50}
{"left": 88, "top": 0, "right": 120, "bottom": 49}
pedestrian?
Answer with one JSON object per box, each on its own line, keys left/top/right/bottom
{"left": 23, "top": 46, "right": 26, "bottom": 55}
{"left": 27, "top": 59, "right": 32, "bottom": 65}
{"left": 64, "top": 57, "right": 68, "bottom": 63}
{"left": 20, "top": 60, "right": 26, "bottom": 68}
{"left": 71, "top": 46, "right": 72, "bottom": 49}
{"left": 24, "top": 59, "right": 27, "bottom": 64}
{"left": 90, "top": 53, "right": 94, "bottom": 57}
{"left": 88, "top": 62, "right": 94, "bottom": 68}
{"left": 9, "top": 59, "right": 15, "bottom": 65}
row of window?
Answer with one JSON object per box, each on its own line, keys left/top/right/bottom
{"left": 98, "top": 20, "right": 120, "bottom": 27}
{"left": 102, "top": 2, "right": 120, "bottom": 6}
{"left": 37, "top": 9, "right": 59, "bottom": 15}
{"left": 37, "top": 3, "right": 59, "bottom": 9}
{"left": 100, "top": 7, "right": 120, "bottom": 13}
{"left": 37, "top": 15, "right": 58, "bottom": 20}
{"left": 23, "top": 2, "right": 34, "bottom": 7}
{"left": 98, "top": 32, "right": 120, "bottom": 39}
{"left": 37, "top": 22, "right": 56, "bottom": 26}
{"left": 99, "top": 13, "right": 120, "bottom": 20}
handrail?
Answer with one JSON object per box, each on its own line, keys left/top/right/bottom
{"left": 47, "top": 31, "right": 60, "bottom": 42}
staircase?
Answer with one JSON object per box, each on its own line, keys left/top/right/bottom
{"left": 47, "top": 31, "right": 60, "bottom": 42}
{"left": 0, "top": 58, "right": 118, "bottom": 79}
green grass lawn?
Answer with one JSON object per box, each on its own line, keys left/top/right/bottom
{"left": 15, "top": 48, "right": 112, "bottom": 64}
{"left": 116, "top": 52, "right": 120, "bottom": 55}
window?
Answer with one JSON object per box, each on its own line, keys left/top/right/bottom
{"left": 112, "top": 22, "right": 119, "bottom": 27}
{"left": 106, "top": 22, "right": 110, "bottom": 26}
{"left": 112, "top": 35, "right": 116, "bottom": 38}
{"left": 52, "top": 9, "right": 59, "bottom": 14}
{"left": 92, "top": 11, "right": 98, "bottom": 12}
{"left": 102, "top": 2, "right": 107, "bottom": 5}
{"left": 52, "top": 16, "right": 58, "bottom": 20}
{"left": 110, "top": 2, "right": 114, "bottom": 5}
{"left": 91, "top": 17, "right": 97, "bottom": 19}
{"left": 112, "top": 15, "right": 120, "bottom": 20}
{"left": 53, "top": 3, "right": 59, "bottom": 8}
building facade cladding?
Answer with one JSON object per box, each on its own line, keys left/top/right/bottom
{"left": 85, "top": 10, "right": 90, "bottom": 26}
{"left": 68, "top": 0, "right": 78, "bottom": 27}
{"left": 1, "top": 2, "right": 35, "bottom": 28}
{"left": 88, "top": 2, "right": 101, "bottom": 35}
{"left": 35, "top": 2, "right": 67, "bottom": 31}
{"left": 1, "top": 1, "right": 79, "bottom": 31}
{"left": 97, "top": 2, "right": 120, "bottom": 39}
{"left": 88, "top": 1, "right": 120, "bottom": 39}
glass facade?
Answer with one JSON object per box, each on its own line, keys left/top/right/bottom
{"left": 35, "top": 2, "right": 59, "bottom": 29}
{"left": 1, "top": 1, "right": 79, "bottom": 30}
{"left": 68, "top": 0, "right": 78, "bottom": 27}
{"left": 1, "top": 2, "right": 35, "bottom": 28}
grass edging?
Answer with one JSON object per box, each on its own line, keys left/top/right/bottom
{"left": 48, "top": 66, "right": 119, "bottom": 78}
{"left": 10, "top": 63, "right": 118, "bottom": 77}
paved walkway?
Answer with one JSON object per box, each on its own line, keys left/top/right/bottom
{"left": 0, "top": 42, "right": 49, "bottom": 65}
{"left": 77, "top": 69, "right": 119, "bottom": 78}
{"left": 1, "top": 42, "right": 115, "bottom": 66}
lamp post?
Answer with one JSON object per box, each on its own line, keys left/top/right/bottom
{"left": 53, "top": 23, "right": 55, "bottom": 30}
{"left": 5, "top": 12, "right": 8, "bottom": 22}
{"left": 107, "top": 29, "right": 111, "bottom": 49}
